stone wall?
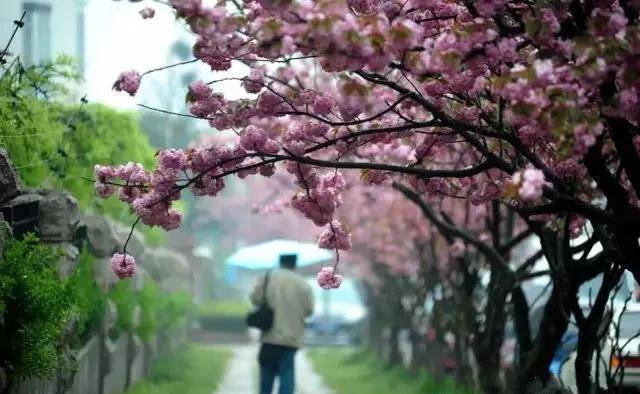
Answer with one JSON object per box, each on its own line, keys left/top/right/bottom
{"left": 0, "top": 149, "right": 195, "bottom": 394}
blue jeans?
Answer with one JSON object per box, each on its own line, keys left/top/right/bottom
{"left": 258, "top": 344, "right": 296, "bottom": 394}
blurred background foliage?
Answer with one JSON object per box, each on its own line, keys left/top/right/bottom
{"left": 66, "top": 245, "right": 106, "bottom": 344}
{"left": 0, "top": 58, "right": 168, "bottom": 244}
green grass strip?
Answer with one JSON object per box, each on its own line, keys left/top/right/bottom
{"left": 127, "top": 344, "right": 232, "bottom": 394}
{"left": 308, "top": 348, "right": 476, "bottom": 394}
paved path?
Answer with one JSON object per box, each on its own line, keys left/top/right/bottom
{"left": 214, "top": 345, "right": 257, "bottom": 393}
{"left": 214, "top": 345, "right": 334, "bottom": 394}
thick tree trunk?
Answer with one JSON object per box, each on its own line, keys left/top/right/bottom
{"left": 454, "top": 334, "right": 473, "bottom": 386}
{"left": 473, "top": 267, "right": 512, "bottom": 394}
{"left": 575, "top": 324, "right": 599, "bottom": 394}
{"left": 514, "top": 226, "right": 575, "bottom": 392}
{"left": 516, "top": 284, "right": 572, "bottom": 391}
{"left": 512, "top": 285, "right": 532, "bottom": 363}
{"left": 427, "top": 338, "right": 446, "bottom": 382}
{"left": 388, "top": 325, "right": 403, "bottom": 366}
{"left": 575, "top": 267, "right": 620, "bottom": 394}
{"left": 409, "top": 327, "right": 425, "bottom": 374}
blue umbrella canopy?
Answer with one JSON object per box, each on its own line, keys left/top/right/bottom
{"left": 225, "top": 239, "right": 332, "bottom": 269}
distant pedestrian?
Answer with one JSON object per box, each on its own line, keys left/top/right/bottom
{"left": 250, "top": 254, "right": 314, "bottom": 394}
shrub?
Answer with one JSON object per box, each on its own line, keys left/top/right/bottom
{"left": 196, "top": 299, "right": 250, "bottom": 319}
{"left": 108, "top": 280, "right": 136, "bottom": 340}
{"left": 137, "top": 280, "right": 162, "bottom": 341}
{"left": 161, "top": 291, "right": 194, "bottom": 329}
{"left": 116, "top": 278, "right": 194, "bottom": 341}
{"left": 0, "top": 235, "right": 71, "bottom": 386}
{"left": 196, "top": 300, "right": 249, "bottom": 332}
{"left": 66, "top": 245, "right": 106, "bottom": 344}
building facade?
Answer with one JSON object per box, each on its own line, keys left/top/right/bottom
{"left": 0, "top": 0, "right": 86, "bottom": 73}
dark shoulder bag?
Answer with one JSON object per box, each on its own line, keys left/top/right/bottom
{"left": 246, "top": 271, "right": 274, "bottom": 331}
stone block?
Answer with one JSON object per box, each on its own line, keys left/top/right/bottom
{"left": 0, "top": 148, "right": 21, "bottom": 204}
{"left": 79, "top": 215, "right": 118, "bottom": 257}
{"left": 37, "top": 190, "right": 79, "bottom": 242}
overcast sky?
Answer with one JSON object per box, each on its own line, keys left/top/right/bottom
{"left": 83, "top": 0, "right": 249, "bottom": 111}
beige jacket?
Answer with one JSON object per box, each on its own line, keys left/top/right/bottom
{"left": 250, "top": 269, "right": 314, "bottom": 349}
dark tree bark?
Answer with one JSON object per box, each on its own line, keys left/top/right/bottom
{"left": 574, "top": 266, "right": 621, "bottom": 394}
{"left": 388, "top": 325, "right": 403, "bottom": 366}
{"left": 516, "top": 228, "right": 574, "bottom": 392}
{"left": 512, "top": 284, "right": 533, "bottom": 363}
{"left": 473, "top": 266, "right": 513, "bottom": 394}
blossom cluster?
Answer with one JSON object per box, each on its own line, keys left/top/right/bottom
{"left": 113, "top": 70, "right": 141, "bottom": 96}
{"left": 111, "top": 253, "right": 136, "bottom": 279}
{"left": 316, "top": 266, "right": 344, "bottom": 290}
{"left": 317, "top": 220, "right": 352, "bottom": 251}
{"left": 512, "top": 168, "right": 550, "bottom": 203}
{"left": 105, "top": 0, "right": 640, "bottom": 286}
{"left": 290, "top": 169, "right": 346, "bottom": 226}
{"left": 140, "top": 7, "right": 155, "bottom": 19}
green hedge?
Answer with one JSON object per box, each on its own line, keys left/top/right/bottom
{"left": 0, "top": 235, "right": 71, "bottom": 386}
{"left": 196, "top": 300, "right": 249, "bottom": 332}
{"left": 66, "top": 245, "right": 106, "bottom": 344}
{"left": 196, "top": 300, "right": 250, "bottom": 319}
{"left": 0, "top": 233, "right": 194, "bottom": 386}
{"left": 108, "top": 280, "right": 137, "bottom": 340}
{"left": 137, "top": 281, "right": 193, "bottom": 341}
{"left": 110, "top": 279, "right": 194, "bottom": 342}
{"left": 0, "top": 59, "right": 165, "bottom": 245}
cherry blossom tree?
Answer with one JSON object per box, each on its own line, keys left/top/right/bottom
{"left": 99, "top": 0, "right": 640, "bottom": 392}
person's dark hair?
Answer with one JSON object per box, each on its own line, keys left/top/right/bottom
{"left": 279, "top": 254, "right": 297, "bottom": 269}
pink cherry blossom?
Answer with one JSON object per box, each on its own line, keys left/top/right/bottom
{"left": 316, "top": 266, "right": 344, "bottom": 289}
{"left": 312, "top": 92, "right": 336, "bottom": 115}
{"left": 95, "top": 181, "right": 115, "bottom": 198}
{"left": 110, "top": 253, "right": 136, "bottom": 279}
{"left": 450, "top": 239, "right": 466, "bottom": 258}
{"left": 513, "top": 168, "right": 549, "bottom": 202}
{"left": 140, "top": 7, "right": 155, "bottom": 19}
{"left": 318, "top": 220, "right": 352, "bottom": 250}
{"left": 243, "top": 67, "right": 266, "bottom": 94}
{"left": 113, "top": 70, "right": 141, "bottom": 96}
{"left": 170, "top": 0, "right": 202, "bottom": 18}
{"left": 95, "top": 3, "right": 640, "bottom": 388}
{"left": 187, "top": 81, "right": 226, "bottom": 118}
{"left": 158, "top": 149, "right": 187, "bottom": 171}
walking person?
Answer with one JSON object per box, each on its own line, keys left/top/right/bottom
{"left": 249, "top": 254, "right": 314, "bottom": 394}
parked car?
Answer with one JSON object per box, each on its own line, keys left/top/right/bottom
{"left": 555, "top": 271, "right": 640, "bottom": 390}
{"left": 304, "top": 277, "right": 367, "bottom": 346}
{"left": 523, "top": 272, "right": 635, "bottom": 376}
{"left": 594, "top": 301, "right": 640, "bottom": 389}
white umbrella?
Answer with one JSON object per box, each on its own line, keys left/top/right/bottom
{"left": 225, "top": 239, "right": 332, "bottom": 269}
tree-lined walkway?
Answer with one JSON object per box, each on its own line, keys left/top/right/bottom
{"left": 213, "top": 345, "right": 334, "bottom": 394}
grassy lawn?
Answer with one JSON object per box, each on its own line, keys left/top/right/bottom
{"left": 308, "top": 349, "right": 476, "bottom": 394}
{"left": 127, "top": 344, "right": 232, "bottom": 394}
{"left": 196, "top": 300, "right": 250, "bottom": 332}
{"left": 197, "top": 300, "right": 250, "bottom": 319}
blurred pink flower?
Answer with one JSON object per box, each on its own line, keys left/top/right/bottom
{"left": 317, "top": 266, "right": 343, "bottom": 289}
{"left": 111, "top": 253, "right": 136, "bottom": 279}
{"left": 140, "top": 7, "right": 155, "bottom": 19}
{"left": 113, "top": 70, "right": 141, "bottom": 96}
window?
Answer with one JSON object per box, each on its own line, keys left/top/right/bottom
{"left": 23, "top": 2, "right": 51, "bottom": 66}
